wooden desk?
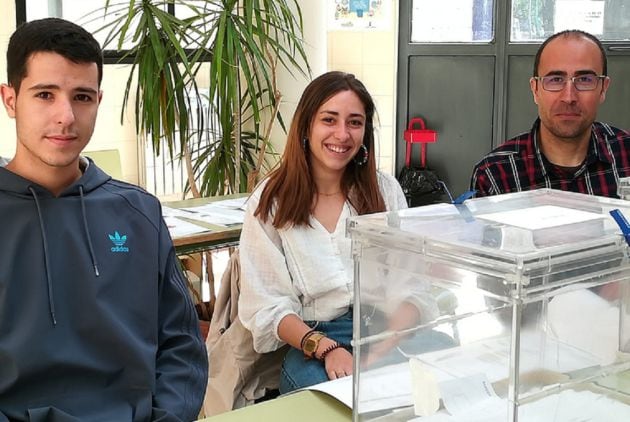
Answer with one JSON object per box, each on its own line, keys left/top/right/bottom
{"left": 198, "top": 390, "right": 351, "bottom": 422}
{"left": 164, "top": 194, "right": 247, "bottom": 255}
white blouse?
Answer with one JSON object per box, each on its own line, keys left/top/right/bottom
{"left": 238, "top": 172, "right": 409, "bottom": 353}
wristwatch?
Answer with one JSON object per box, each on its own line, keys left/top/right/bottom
{"left": 302, "top": 332, "right": 326, "bottom": 359}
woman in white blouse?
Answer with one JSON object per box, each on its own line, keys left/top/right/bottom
{"left": 238, "top": 71, "right": 409, "bottom": 393}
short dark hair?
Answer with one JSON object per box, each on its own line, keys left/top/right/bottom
{"left": 533, "top": 30, "right": 607, "bottom": 77}
{"left": 7, "top": 18, "right": 103, "bottom": 93}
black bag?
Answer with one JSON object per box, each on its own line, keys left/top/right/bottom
{"left": 398, "top": 166, "right": 443, "bottom": 197}
{"left": 397, "top": 118, "right": 446, "bottom": 206}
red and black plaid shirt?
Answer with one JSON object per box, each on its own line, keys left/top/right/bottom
{"left": 470, "top": 119, "right": 630, "bottom": 198}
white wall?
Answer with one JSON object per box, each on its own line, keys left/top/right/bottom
{"left": 327, "top": 1, "right": 398, "bottom": 175}
{"left": 0, "top": 0, "right": 16, "bottom": 160}
{"left": 0, "top": 0, "right": 140, "bottom": 182}
{"left": 0, "top": 0, "right": 397, "bottom": 183}
{"left": 262, "top": 0, "right": 327, "bottom": 159}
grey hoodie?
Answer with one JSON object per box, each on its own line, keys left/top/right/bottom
{"left": 0, "top": 159, "right": 207, "bottom": 421}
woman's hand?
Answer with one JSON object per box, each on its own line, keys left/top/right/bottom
{"left": 323, "top": 347, "right": 353, "bottom": 380}
{"left": 315, "top": 337, "right": 353, "bottom": 380}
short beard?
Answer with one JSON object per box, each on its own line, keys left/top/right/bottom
{"left": 544, "top": 120, "right": 592, "bottom": 143}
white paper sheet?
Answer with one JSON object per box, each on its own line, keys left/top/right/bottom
{"left": 163, "top": 216, "right": 210, "bottom": 238}
{"left": 477, "top": 205, "right": 603, "bottom": 230}
{"left": 180, "top": 204, "right": 245, "bottom": 227}
{"left": 303, "top": 376, "right": 353, "bottom": 408}
{"left": 439, "top": 373, "right": 498, "bottom": 416}
{"left": 211, "top": 196, "right": 248, "bottom": 210}
{"left": 421, "top": 389, "right": 630, "bottom": 422}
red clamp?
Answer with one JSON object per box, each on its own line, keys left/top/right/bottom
{"left": 403, "top": 117, "right": 437, "bottom": 168}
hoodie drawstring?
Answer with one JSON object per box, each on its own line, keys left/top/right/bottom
{"left": 79, "top": 186, "right": 100, "bottom": 277}
{"left": 29, "top": 187, "right": 57, "bottom": 326}
{"left": 29, "top": 186, "right": 101, "bottom": 326}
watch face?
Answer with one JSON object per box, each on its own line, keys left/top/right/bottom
{"left": 304, "top": 338, "right": 318, "bottom": 352}
{"left": 304, "top": 333, "right": 323, "bottom": 355}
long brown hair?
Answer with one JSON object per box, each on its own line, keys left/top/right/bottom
{"left": 255, "top": 71, "right": 386, "bottom": 229}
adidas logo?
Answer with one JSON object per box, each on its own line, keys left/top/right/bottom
{"left": 109, "top": 231, "right": 130, "bottom": 253}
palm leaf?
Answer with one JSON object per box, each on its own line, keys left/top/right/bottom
{"left": 97, "top": 0, "right": 310, "bottom": 196}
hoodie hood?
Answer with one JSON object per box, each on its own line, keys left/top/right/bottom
{"left": 0, "top": 156, "right": 111, "bottom": 198}
{"left": 0, "top": 157, "right": 110, "bottom": 325}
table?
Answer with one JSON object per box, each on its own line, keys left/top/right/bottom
{"left": 164, "top": 193, "right": 248, "bottom": 305}
{"left": 164, "top": 193, "right": 247, "bottom": 255}
{"left": 198, "top": 390, "right": 351, "bottom": 422}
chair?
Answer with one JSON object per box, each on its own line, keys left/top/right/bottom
{"left": 202, "top": 249, "right": 288, "bottom": 417}
{"left": 83, "top": 149, "right": 123, "bottom": 180}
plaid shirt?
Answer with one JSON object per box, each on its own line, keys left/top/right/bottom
{"left": 470, "top": 119, "right": 630, "bottom": 198}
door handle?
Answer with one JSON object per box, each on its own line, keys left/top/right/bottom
{"left": 608, "top": 46, "right": 630, "bottom": 51}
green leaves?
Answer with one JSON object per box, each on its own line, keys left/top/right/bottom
{"left": 98, "top": 0, "right": 309, "bottom": 197}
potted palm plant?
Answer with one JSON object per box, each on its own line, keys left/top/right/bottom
{"left": 96, "top": 0, "right": 310, "bottom": 196}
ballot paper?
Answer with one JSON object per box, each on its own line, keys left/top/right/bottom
{"left": 477, "top": 205, "right": 603, "bottom": 231}
{"left": 304, "top": 331, "right": 606, "bottom": 416}
{"left": 417, "top": 389, "right": 630, "bottom": 422}
{"left": 439, "top": 373, "right": 498, "bottom": 416}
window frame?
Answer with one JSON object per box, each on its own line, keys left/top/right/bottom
{"left": 14, "top": 0, "right": 210, "bottom": 65}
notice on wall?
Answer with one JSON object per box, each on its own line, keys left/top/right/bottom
{"left": 328, "top": 0, "right": 392, "bottom": 31}
{"left": 555, "top": 0, "right": 605, "bottom": 35}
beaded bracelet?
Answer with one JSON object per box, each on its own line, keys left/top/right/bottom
{"left": 318, "top": 342, "right": 346, "bottom": 361}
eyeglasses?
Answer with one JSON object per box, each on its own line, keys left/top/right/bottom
{"left": 534, "top": 74, "right": 607, "bottom": 92}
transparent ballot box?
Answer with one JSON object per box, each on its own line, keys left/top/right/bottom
{"left": 346, "top": 189, "right": 630, "bottom": 422}
{"left": 618, "top": 177, "right": 630, "bottom": 200}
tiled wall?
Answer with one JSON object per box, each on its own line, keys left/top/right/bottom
{"left": 327, "top": 1, "right": 398, "bottom": 175}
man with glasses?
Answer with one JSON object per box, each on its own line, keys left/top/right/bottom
{"left": 470, "top": 30, "right": 630, "bottom": 197}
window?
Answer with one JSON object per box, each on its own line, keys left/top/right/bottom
{"left": 15, "top": 0, "right": 214, "bottom": 62}
{"left": 511, "top": 0, "right": 630, "bottom": 41}
{"left": 411, "top": 0, "right": 494, "bottom": 43}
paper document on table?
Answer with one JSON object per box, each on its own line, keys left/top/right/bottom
{"left": 420, "top": 389, "right": 630, "bottom": 422}
{"left": 355, "top": 362, "right": 417, "bottom": 413}
{"left": 302, "top": 376, "right": 352, "bottom": 408}
{"left": 163, "top": 216, "right": 210, "bottom": 238}
{"left": 417, "top": 332, "right": 602, "bottom": 385}
{"left": 301, "top": 361, "right": 419, "bottom": 412}
{"left": 211, "top": 196, "right": 248, "bottom": 210}
{"left": 162, "top": 206, "right": 198, "bottom": 218}
{"left": 439, "top": 373, "right": 498, "bottom": 416}
{"left": 417, "top": 339, "right": 509, "bottom": 383}
{"left": 180, "top": 203, "right": 245, "bottom": 227}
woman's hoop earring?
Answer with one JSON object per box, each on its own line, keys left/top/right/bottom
{"left": 353, "top": 144, "right": 368, "bottom": 166}
{"left": 302, "top": 137, "right": 309, "bottom": 150}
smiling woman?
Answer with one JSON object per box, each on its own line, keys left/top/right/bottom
{"left": 236, "top": 71, "right": 411, "bottom": 394}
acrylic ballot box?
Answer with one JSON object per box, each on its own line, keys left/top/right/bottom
{"left": 618, "top": 177, "right": 630, "bottom": 200}
{"left": 347, "top": 189, "right": 630, "bottom": 422}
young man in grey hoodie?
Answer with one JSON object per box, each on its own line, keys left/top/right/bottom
{"left": 0, "top": 18, "right": 207, "bottom": 421}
